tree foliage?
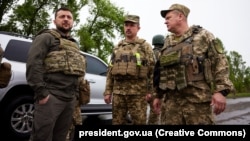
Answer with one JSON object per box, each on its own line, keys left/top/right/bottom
{"left": 0, "top": 0, "right": 19, "bottom": 23}
{"left": 77, "top": 0, "right": 125, "bottom": 62}
{"left": 227, "top": 51, "right": 250, "bottom": 92}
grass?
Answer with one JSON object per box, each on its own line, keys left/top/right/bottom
{"left": 227, "top": 93, "right": 250, "bottom": 98}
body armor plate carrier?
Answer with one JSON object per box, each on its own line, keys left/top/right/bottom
{"left": 111, "top": 39, "right": 149, "bottom": 79}
{"left": 159, "top": 26, "right": 211, "bottom": 90}
{"left": 44, "top": 29, "right": 86, "bottom": 76}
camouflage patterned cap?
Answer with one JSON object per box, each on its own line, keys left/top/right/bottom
{"left": 124, "top": 14, "right": 140, "bottom": 23}
{"left": 160, "top": 3, "right": 190, "bottom": 18}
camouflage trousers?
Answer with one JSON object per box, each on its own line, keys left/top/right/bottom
{"left": 112, "top": 94, "right": 147, "bottom": 125}
{"left": 160, "top": 89, "right": 215, "bottom": 125}
{"left": 66, "top": 102, "right": 82, "bottom": 141}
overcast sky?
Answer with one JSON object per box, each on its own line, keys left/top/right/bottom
{"left": 107, "top": 0, "right": 250, "bottom": 67}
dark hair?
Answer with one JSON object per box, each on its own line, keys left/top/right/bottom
{"left": 54, "top": 7, "right": 72, "bottom": 19}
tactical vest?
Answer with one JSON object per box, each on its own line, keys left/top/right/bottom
{"left": 110, "top": 39, "right": 149, "bottom": 79}
{"left": 159, "top": 26, "right": 210, "bottom": 90}
{"left": 44, "top": 29, "right": 86, "bottom": 76}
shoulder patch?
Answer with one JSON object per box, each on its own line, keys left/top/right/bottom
{"left": 213, "top": 39, "right": 224, "bottom": 54}
{"left": 215, "top": 45, "right": 223, "bottom": 54}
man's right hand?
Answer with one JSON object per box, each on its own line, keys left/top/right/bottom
{"left": 153, "top": 98, "right": 161, "bottom": 115}
{"left": 38, "top": 95, "right": 50, "bottom": 104}
{"left": 104, "top": 94, "right": 112, "bottom": 104}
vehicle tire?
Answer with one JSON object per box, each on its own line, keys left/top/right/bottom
{"left": 83, "top": 115, "right": 101, "bottom": 125}
{"left": 83, "top": 115, "right": 112, "bottom": 125}
{"left": 1, "top": 95, "right": 34, "bottom": 140}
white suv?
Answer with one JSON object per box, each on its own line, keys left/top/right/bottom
{"left": 0, "top": 31, "right": 111, "bottom": 139}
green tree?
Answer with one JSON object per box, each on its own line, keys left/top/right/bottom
{"left": 243, "top": 67, "right": 250, "bottom": 92}
{"left": 228, "top": 51, "right": 250, "bottom": 92}
{"left": 0, "top": 0, "right": 19, "bottom": 23}
{"left": 77, "top": 0, "right": 125, "bottom": 63}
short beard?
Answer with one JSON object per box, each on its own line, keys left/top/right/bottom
{"left": 56, "top": 25, "right": 72, "bottom": 34}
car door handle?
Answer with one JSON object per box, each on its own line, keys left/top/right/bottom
{"left": 87, "top": 79, "right": 96, "bottom": 83}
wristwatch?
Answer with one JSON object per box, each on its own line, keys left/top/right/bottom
{"left": 219, "top": 89, "right": 230, "bottom": 97}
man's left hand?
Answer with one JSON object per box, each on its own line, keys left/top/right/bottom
{"left": 211, "top": 92, "right": 227, "bottom": 115}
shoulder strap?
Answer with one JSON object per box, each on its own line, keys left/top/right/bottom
{"left": 135, "top": 38, "right": 146, "bottom": 44}
{"left": 163, "top": 25, "right": 203, "bottom": 53}
{"left": 35, "top": 29, "right": 61, "bottom": 39}
{"left": 132, "top": 39, "right": 146, "bottom": 54}
{"left": 47, "top": 29, "right": 61, "bottom": 38}
{"left": 192, "top": 25, "right": 202, "bottom": 34}
{"left": 115, "top": 38, "right": 146, "bottom": 54}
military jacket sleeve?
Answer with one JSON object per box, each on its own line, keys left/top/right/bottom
{"left": 26, "top": 33, "right": 53, "bottom": 100}
{"left": 205, "top": 31, "right": 234, "bottom": 93}
{"left": 103, "top": 50, "right": 115, "bottom": 96}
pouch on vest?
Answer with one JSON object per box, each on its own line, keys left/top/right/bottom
{"left": 139, "top": 66, "right": 148, "bottom": 78}
{"left": 111, "top": 52, "right": 121, "bottom": 75}
{"left": 160, "top": 51, "right": 181, "bottom": 67}
{"left": 138, "top": 60, "right": 149, "bottom": 78}
{"left": 159, "top": 68, "right": 177, "bottom": 90}
{"left": 117, "top": 54, "right": 128, "bottom": 75}
{"left": 180, "top": 43, "right": 193, "bottom": 65}
{"left": 0, "top": 62, "right": 12, "bottom": 88}
{"left": 176, "top": 65, "right": 187, "bottom": 90}
{"left": 127, "top": 55, "right": 137, "bottom": 76}
{"left": 185, "top": 56, "right": 205, "bottom": 83}
{"left": 159, "top": 69, "right": 167, "bottom": 90}
{"left": 79, "top": 78, "right": 90, "bottom": 105}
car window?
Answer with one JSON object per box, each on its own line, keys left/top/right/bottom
{"left": 85, "top": 55, "right": 107, "bottom": 76}
{"left": 4, "top": 39, "right": 31, "bottom": 63}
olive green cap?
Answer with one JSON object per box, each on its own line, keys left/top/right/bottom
{"left": 124, "top": 14, "right": 140, "bottom": 23}
{"left": 161, "top": 3, "right": 190, "bottom": 18}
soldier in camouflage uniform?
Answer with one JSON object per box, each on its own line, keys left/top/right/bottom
{"left": 66, "top": 101, "right": 82, "bottom": 141}
{"left": 26, "top": 7, "right": 86, "bottom": 141}
{"left": 153, "top": 3, "right": 234, "bottom": 125}
{"left": 147, "top": 34, "right": 164, "bottom": 125}
{"left": 66, "top": 77, "right": 90, "bottom": 141}
{"left": 104, "top": 14, "right": 155, "bottom": 125}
